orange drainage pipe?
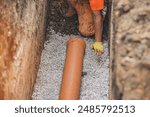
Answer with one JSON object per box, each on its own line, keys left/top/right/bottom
{"left": 59, "top": 37, "right": 86, "bottom": 100}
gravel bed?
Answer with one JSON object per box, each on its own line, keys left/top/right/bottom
{"left": 32, "top": 28, "right": 109, "bottom": 100}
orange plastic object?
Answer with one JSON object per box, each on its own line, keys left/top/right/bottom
{"left": 59, "top": 37, "right": 86, "bottom": 100}
{"left": 89, "top": 0, "right": 104, "bottom": 11}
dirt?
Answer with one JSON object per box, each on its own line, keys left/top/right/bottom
{"left": 47, "top": 0, "right": 109, "bottom": 38}
{"left": 48, "top": 0, "right": 79, "bottom": 35}
{"left": 112, "top": 0, "right": 150, "bottom": 99}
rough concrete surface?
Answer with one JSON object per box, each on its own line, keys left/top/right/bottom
{"left": 111, "top": 0, "right": 150, "bottom": 99}
{"left": 32, "top": 0, "right": 109, "bottom": 100}
{"left": 0, "top": 0, "right": 47, "bottom": 99}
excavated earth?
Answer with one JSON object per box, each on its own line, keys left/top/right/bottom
{"left": 112, "top": 0, "right": 150, "bottom": 99}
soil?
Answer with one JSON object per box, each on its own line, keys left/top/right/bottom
{"left": 112, "top": 0, "right": 150, "bottom": 99}
{"left": 47, "top": 0, "right": 109, "bottom": 38}
{"left": 48, "top": 0, "right": 79, "bottom": 35}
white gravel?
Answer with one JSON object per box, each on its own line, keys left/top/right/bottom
{"left": 32, "top": 27, "right": 109, "bottom": 100}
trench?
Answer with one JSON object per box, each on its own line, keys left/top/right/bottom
{"left": 1, "top": 0, "right": 150, "bottom": 100}
{"left": 32, "top": 0, "right": 111, "bottom": 100}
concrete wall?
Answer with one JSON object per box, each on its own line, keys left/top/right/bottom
{"left": 110, "top": 0, "right": 150, "bottom": 99}
{"left": 0, "top": 0, "right": 48, "bottom": 99}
